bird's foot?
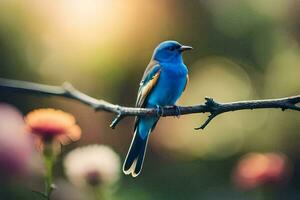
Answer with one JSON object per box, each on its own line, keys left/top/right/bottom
{"left": 156, "top": 105, "right": 164, "bottom": 117}
{"left": 171, "top": 105, "right": 181, "bottom": 118}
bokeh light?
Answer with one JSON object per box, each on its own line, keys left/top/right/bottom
{"left": 0, "top": 0, "right": 299, "bottom": 199}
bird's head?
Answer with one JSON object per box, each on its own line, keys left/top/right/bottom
{"left": 152, "top": 40, "right": 192, "bottom": 63}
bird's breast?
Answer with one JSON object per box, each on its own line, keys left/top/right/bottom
{"left": 147, "top": 64, "right": 188, "bottom": 107}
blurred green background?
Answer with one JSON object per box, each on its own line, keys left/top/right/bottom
{"left": 0, "top": 0, "right": 300, "bottom": 199}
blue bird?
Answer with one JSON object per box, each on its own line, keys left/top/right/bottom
{"left": 123, "top": 40, "right": 192, "bottom": 177}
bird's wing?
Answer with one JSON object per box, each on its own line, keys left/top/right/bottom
{"left": 136, "top": 60, "right": 161, "bottom": 108}
{"left": 183, "top": 74, "right": 189, "bottom": 92}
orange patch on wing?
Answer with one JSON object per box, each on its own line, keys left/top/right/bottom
{"left": 138, "top": 71, "right": 160, "bottom": 107}
{"left": 183, "top": 74, "right": 189, "bottom": 92}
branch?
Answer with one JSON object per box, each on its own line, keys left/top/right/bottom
{"left": 0, "top": 78, "right": 299, "bottom": 130}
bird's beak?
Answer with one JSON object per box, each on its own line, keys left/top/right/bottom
{"left": 180, "top": 45, "right": 193, "bottom": 52}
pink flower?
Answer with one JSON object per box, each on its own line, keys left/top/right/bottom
{"left": 25, "top": 108, "right": 81, "bottom": 149}
{"left": 232, "top": 152, "right": 291, "bottom": 190}
{"left": 0, "top": 104, "right": 35, "bottom": 180}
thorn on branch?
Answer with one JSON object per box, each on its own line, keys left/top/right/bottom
{"left": 62, "top": 82, "right": 74, "bottom": 92}
{"left": 195, "top": 97, "right": 220, "bottom": 130}
{"left": 94, "top": 104, "right": 103, "bottom": 111}
{"left": 204, "top": 97, "right": 219, "bottom": 109}
{"left": 110, "top": 112, "right": 125, "bottom": 129}
{"left": 195, "top": 113, "right": 217, "bottom": 130}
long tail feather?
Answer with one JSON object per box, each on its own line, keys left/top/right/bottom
{"left": 123, "top": 129, "right": 149, "bottom": 177}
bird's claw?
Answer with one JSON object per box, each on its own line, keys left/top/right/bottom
{"left": 172, "top": 105, "right": 181, "bottom": 118}
{"left": 156, "top": 105, "right": 164, "bottom": 117}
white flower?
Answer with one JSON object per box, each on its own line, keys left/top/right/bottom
{"left": 64, "top": 145, "right": 120, "bottom": 187}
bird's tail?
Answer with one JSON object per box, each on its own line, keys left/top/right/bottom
{"left": 123, "top": 128, "right": 149, "bottom": 177}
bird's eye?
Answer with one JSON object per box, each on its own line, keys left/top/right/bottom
{"left": 168, "top": 46, "right": 175, "bottom": 51}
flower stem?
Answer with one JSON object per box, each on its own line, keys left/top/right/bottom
{"left": 93, "top": 187, "right": 104, "bottom": 200}
{"left": 43, "top": 142, "right": 56, "bottom": 200}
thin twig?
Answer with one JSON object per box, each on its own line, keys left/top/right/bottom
{"left": 110, "top": 113, "right": 125, "bottom": 129}
{"left": 0, "top": 78, "right": 299, "bottom": 129}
